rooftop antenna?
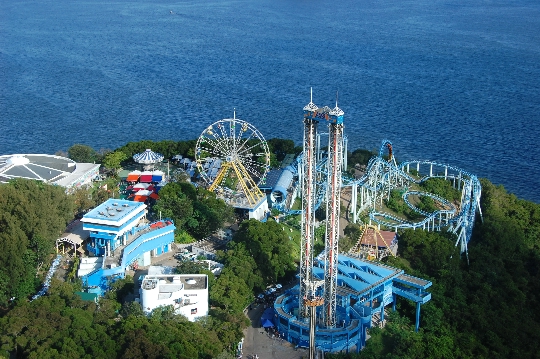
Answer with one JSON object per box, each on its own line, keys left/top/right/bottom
{"left": 233, "top": 108, "right": 236, "bottom": 119}
{"left": 336, "top": 90, "right": 339, "bottom": 108}
{"left": 310, "top": 87, "right": 313, "bottom": 103}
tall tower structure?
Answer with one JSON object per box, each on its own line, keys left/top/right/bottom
{"left": 323, "top": 103, "right": 344, "bottom": 328}
{"left": 299, "top": 90, "right": 320, "bottom": 319}
{"left": 299, "top": 90, "right": 345, "bottom": 331}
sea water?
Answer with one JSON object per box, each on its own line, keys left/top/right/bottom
{"left": 1, "top": 0, "right": 539, "bottom": 202}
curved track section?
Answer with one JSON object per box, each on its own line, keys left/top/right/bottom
{"left": 347, "top": 141, "right": 483, "bottom": 260}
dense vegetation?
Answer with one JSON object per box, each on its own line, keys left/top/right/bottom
{"left": 153, "top": 181, "right": 234, "bottom": 241}
{"left": 0, "top": 217, "right": 296, "bottom": 358}
{"left": 0, "top": 278, "right": 246, "bottom": 358}
{"left": 328, "top": 179, "right": 540, "bottom": 359}
{"left": 2, "top": 140, "right": 539, "bottom": 358}
{"left": 0, "top": 179, "right": 75, "bottom": 306}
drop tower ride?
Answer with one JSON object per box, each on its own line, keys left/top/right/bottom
{"left": 299, "top": 90, "right": 345, "bottom": 334}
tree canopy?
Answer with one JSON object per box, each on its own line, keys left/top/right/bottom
{"left": 232, "top": 219, "right": 296, "bottom": 284}
{"left": 67, "top": 144, "right": 98, "bottom": 163}
{"left": 153, "top": 182, "right": 234, "bottom": 240}
{"left": 329, "top": 179, "right": 540, "bottom": 359}
{"left": 0, "top": 179, "right": 75, "bottom": 305}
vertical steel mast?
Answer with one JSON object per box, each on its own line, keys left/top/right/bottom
{"left": 299, "top": 91, "right": 319, "bottom": 318}
{"left": 323, "top": 103, "right": 344, "bottom": 328}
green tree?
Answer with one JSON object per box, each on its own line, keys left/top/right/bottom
{"left": 217, "top": 241, "right": 264, "bottom": 291}
{"left": 71, "top": 187, "right": 95, "bottom": 214}
{"left": 210, "top": 269, "right": 252, "bottom": 313}
{"left": 102, "top": 151, "right": 128, "bottom": 171}
{"left": 0, "top": 179, "right": 75, "bottom": 305}
{"left": 67, "top": 144, "right": 98, "bottom": 163}
{"left": 233, "top": 219, "right": 296, "bottom": 283}
{"left": 155, "top": 183, "right": 233, "bottom": 240}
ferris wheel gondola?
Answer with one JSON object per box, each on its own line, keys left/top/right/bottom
{"left": 195, "top": 117, "right": 270, "bottom": 206}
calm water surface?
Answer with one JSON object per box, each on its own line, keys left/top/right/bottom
{"left": 1, "top": 0, "right": 539, "bottom": 202}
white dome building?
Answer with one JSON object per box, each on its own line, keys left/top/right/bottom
{"left": 0, "top": 154, "right": 100, "bottom": 191}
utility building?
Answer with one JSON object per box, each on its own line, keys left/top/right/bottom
{"left": 140, "top": 268, "right": 209, "bottom": 322}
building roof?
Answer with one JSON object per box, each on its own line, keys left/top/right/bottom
{"left": 0, "top": 154, "right": 100, "bottom": 188}
{"left": 361, "top": 229, "right": 396, "bottom": 248}
{"left": 260, "top": 169, "right": 283, "bottom": 190}
{"left": 81, "top": 199, "right": 146, "bottom": 226}
{"left": 273, "top": 168, "right": 294, "bottom": 199}
{"left": 312, "top": 254, "right": 403, "bottom": 295}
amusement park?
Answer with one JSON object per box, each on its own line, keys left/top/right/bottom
{"left": 3, "top": 92, "right": 485, "bottom": 358}
{"left": 185, "top": 92, "right": 482, "bottom": 357}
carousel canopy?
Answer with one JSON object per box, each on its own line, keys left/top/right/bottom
{"left": 133, "top": 149, "right": 164, "bottom": 164}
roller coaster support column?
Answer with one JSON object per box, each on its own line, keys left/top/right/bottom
{"left": 343, "top": 135, "right": 348, "bottom": 171}
{"left": 299, "top": 93, "right": 320, "bottom": 318}
{"left": 415, "top": 302, "right": 421, "bottom": 332}
{"left": 323, "top": 104, "right": 344, "bottom": 328}
{"left": 351, "top": 182, "right": 358, "bottom": 223}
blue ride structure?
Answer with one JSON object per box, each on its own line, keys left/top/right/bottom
{"left": 345, "top": 140, "right": 483, "bottom": 262}
{"left": 275, "top": 94, "right": 433, "bottom": 357}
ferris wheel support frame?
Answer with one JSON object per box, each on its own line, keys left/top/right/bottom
{"left": 195, "top": 117, "right": 270, "bottom": 206}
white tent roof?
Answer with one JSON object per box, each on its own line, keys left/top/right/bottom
{"left": 133, "top": 149, "right": 164, "bottom": 164}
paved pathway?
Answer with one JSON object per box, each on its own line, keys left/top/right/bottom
{"left": 241, "top": 303, "right": 308, "bottom": 359}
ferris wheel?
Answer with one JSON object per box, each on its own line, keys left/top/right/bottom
{"left": 195, "top": 117, "right": 270, "bottom": 205}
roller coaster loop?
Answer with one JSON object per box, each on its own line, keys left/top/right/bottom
{"left": 288, "top": 140, "right": 482, "bottom": 262}
{"left": 345, "top": 140, "right": 483, "bottom": 263}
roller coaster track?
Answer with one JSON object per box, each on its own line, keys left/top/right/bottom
{"left": 345, "top": 140, "right": 483, "bottom": 261}
{"left": 284, "top": 140, "right": 482, "bottom": 260}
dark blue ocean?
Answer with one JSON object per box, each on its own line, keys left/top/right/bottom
{"left": 1, "top": 0, "right": 539, "bottom": 203}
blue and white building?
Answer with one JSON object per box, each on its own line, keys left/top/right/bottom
{"left": 82, "top": 199, "right": 148, "bottom": 257}
{"left": 79, "top": 199, "right": 176, "bottom": 294}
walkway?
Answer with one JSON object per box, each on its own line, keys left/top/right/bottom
{"left": 242, "top": 302, "right": 306, "bottom": 359}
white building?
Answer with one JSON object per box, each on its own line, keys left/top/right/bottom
{"left": 0, "top": 154, "right": 100, "bottom": 191}
{"left": 140, "top": 267, "right": 208, "bottom": 321}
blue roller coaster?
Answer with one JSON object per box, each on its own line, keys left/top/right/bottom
{"left": 287, "top": 139, "right": 482, "bottom": 261}
{"left": 345, "top": 140, "right": 483, "bottom": 262}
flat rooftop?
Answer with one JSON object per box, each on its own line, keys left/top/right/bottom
{"left": 143, "top": 274, "right": 208, "bottom": 290}
{"left": 82, "top": 199, "right": 146, "bottom": 226}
